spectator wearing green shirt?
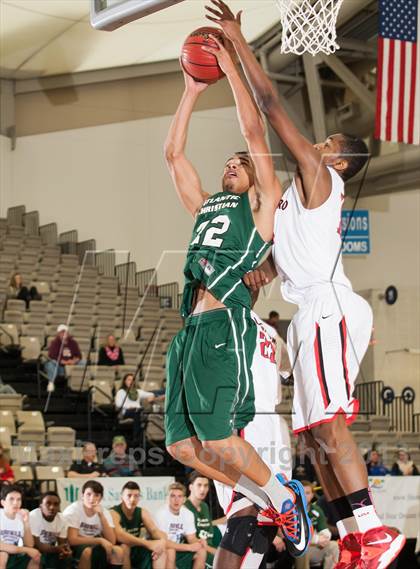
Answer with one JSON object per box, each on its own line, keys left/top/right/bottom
{"left": 297, "top": 481, "right": 339, "bottom": 569}
{"left": 185, "top": 472, "right": 220, "bottom": 569}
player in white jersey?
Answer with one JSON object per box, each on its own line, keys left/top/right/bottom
{"left": 213, "top": 313, "right": 296, "bottom": 569}
{"left": 204, "top": 3, "right": 406, "bottom": 568}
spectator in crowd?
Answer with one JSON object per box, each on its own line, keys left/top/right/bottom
{"left": 63, "top": 480, "right": 123, "bottom": 569}
{"left": 103, "top": 436, "right": 141, "bottom": 478}
{"left": 8, "top": 273, "right": 41, "bottom": 309}
{"left": 185, "top": 472, "right": 218, "bottom": 568}
{"left": 45, "top": 325, "right": 82, "bottom": 385}
{"left": 98, "top": 335, "right": 125, "bottom": 367}
{"left": 391, "top": 449, "right": 419, "bottom": 476}
{"left": 264, "top": 310, "right": 281, "bottom": 335}
{"left": 155, "top": 482, "right": 206, "bottom": 569}
{"left": 0, "top": 484, "right": 41, "bottom": 568}
{"left": 110, "top": 481, "right": 167, "bottom": 569}
{"left": 67, "top": 442, "right": 106, "bottom": 479}
{"left": 29, "top": 491, "right": 72, "bottom": 568}
{"left": 115, "top": 374, "right": 156, "bottom": 441}
{"left": 0, "top": 445, "right": 14, "bottom": 484}
{"left": 292, "top": 436, "right": 317, "bottom": 483}
{"left": 366, "top": 449, "right": 390, "bottom": 476}
{"left": 297, "top": 481, "right": 339, "bottom": 569}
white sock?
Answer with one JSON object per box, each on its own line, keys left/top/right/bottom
{"left": 337, "top": 516, "right": 360, "bottom": 539}
{"left": 234, "top": 475, "right": 269, "bottom": 510}
{"left": 261, "top": 473, "right": 294, "bottom": 513}
{"left": 352, "top": 505, "right": 382, "bottom": 533}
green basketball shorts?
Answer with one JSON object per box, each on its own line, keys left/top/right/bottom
{"left": 6, "top": 555, "right": 30, "bottom": 569}
{"left": 165, "top": 307, "right": 257, "bottom": 446}
{"left": 71, "top": 544, "right": 107, "bottom": 569}
{"left": 41, "top": 552, "right": 70, "bottom": 569}
{"left": 130, "top": 545, "right": 152, "bottom": 569}
{"left": 175, "top": 551, "right": 193, "bottom": 569}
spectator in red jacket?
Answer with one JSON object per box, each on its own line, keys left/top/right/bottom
{"left": 44, "top": 325, "right": 82, "bottom": 386}
{"left": 0, "top": 445, "right": 14, "bottom": 484}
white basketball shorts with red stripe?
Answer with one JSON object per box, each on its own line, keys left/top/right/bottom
{"left": 287, "top": 286, "right": 373, "bottom": 434}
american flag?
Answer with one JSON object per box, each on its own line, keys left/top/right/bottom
{"left": 375, "top": 0, "right": 420, "bottom": 144}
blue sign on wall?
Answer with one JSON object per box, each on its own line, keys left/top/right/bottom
{"left": 341, "top": 210, "right": 370, "bottom": 255}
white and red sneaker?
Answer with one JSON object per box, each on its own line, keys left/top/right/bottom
{"left": 360, "top": 526, "right": 406, "bottom": 569}
{"left": 335, "top": 532, "right": 362, "bottom": 568}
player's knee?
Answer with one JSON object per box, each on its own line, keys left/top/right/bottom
{"left": 120, "top": 543, "right": 131, "bottom": 560}
{"left": 311, "top": 415, "right": 346, "bottom": 446}
{"left": 166, "top": 440, "right": 196, "bottom": 465}
{"left": 111, "top": 545, "right": 124, "bottom": 564}
{"left": 202, "top": 438, "right": 233, "bottom": 462}
{"left": 195, "top": 545, "right": 207, "bottom": 561}
{"left": 166, "top": 548, "right": 176, "bottom": 567}
{"left": 80, "top": 547, "right": 92, "bottom": 562}
{"left": 0, "top": 551, "right": 9, "bottom": 569}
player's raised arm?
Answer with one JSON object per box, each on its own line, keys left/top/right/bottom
{"left": 164, "top": 70, "right": 210, "bottom": 217}
{"left": 203, "top": 35, "right": 281, "bottom": 206}
{"left": 205, "top": 0, "right": 331, "bottom": 207}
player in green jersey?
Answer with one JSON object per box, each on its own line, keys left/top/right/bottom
{"left": 185, "top": 473, "right": 216, "bottom": 568}
{"left": 164, "top": 33, "right": 311, "bottom": 559}
{"left": 110, "top": 482, "right": 167, "bottom": 569}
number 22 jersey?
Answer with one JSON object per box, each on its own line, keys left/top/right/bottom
{"left": 181, "top": 191, "right": 271, "bottom": 317}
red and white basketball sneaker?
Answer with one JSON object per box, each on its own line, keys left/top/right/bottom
{"left": 335, "top": 532, "right": 362, "bottom": 568}
{"left": 360, "top": 526, "right": 406, "bottom": 569}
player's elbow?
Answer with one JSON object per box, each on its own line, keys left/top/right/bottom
{"left": 241, "top": 119, "right": 265, "bottom": 143}
{"left": 256, "top": 91, "right": 278, "bottom": 118}
{"left": 163, "top": 143, "right": 182, "bottom": 164}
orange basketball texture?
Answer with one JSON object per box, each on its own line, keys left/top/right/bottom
{"left": 181, "top": 27, "right": 225, "bottom": 84}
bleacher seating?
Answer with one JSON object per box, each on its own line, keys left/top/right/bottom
{"left": 1, "top": 205, "right": 418, "bottom": 486}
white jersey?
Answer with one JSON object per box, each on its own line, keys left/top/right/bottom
{"left": 29, "top": 508, "right": 67, "bottom": 545}
{"left": 249, "top": 311, "right": 280, "bottom": 412}
{"left": 154, "top": 505, "right": 196, "bottom": 543}
{"left": 0, "top": 509, "right": 25, "bottom": 546}
{"left": 273, "top": 167, "right": 352, "bottom": 305}
{"left": 62, "top": 502, "right": 114, "bottom": 537}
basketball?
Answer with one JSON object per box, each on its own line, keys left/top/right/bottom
{"left": 181, "top": 26, "right": 225, "bottom": 84}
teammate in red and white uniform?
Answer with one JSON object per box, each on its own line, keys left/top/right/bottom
{"left": 204, "top": 2, "right": 406, "bottom": 567}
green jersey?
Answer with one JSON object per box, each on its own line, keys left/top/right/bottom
{"left": 181, "top": 191, "right": 270, "bottom": 317}
{"left": 185, "top": 499, "right": 215, "bottom": 567}
{"left": 111, "top": 504, "right": 144, "bottom": 538}
{"left": 308, "top": 503, "right": 328, "bottom": 533}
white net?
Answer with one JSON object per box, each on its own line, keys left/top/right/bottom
{"left": 276, "top": 0, "right": 344, "bottom": 56}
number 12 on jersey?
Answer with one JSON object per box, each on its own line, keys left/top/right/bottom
{"left": 191, "top": 215, "right": 231, "bottom": 248}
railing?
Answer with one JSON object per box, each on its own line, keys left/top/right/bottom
{"left": 137, "top": 268, "right": 158, "bottom": 297}
{"left": 158, "top": 282, "right": 179, "bottom": 309}
{"left": 413, "top": 413, "right": 420, "bottom": 433}
{"left": 87, "top": 385, "right": 115, "bottom": 441}
{"left": 385, "top": 396, "right": 415, "bottom": 432}
{"left": 39, "top": 223, "right": 58, "bottom": 246}
{"left": 7, "top": 205, "right": 25, "bottom": 226}
{"left": 77, "top": 239, "right": 96, "bottom": 266}
{"left": 95, "top": 249, "right": 116, "bottom": 276}
{"left": 354, "top": 380, "right": 385, "bottom": 416}
{"left": 59, "top": 230, "right": 78, "bottom": 255}
{"left": 116, "top": 261, "right": 137, "bottom": 288}
{"left": 23, "top": 211, "right": 39, "bottom": 235}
